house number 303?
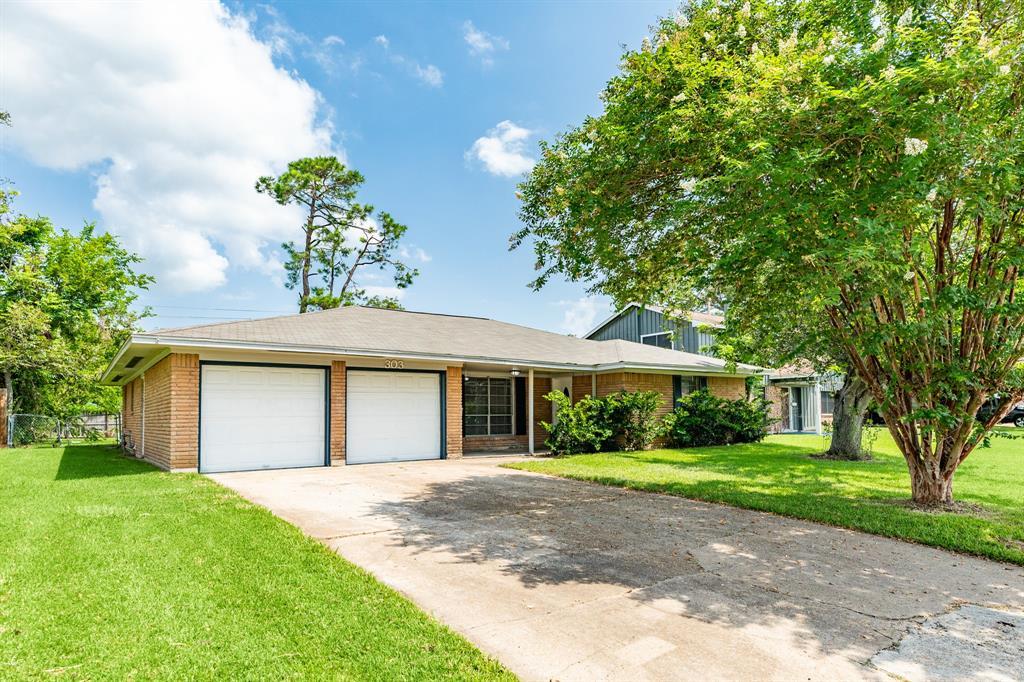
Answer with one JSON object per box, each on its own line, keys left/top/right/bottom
{"left": 384, "top": 360, "right": 405, "bottom": 369}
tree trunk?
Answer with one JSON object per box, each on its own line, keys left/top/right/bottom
{"left": 906, "top": 455, "right": 954, "bottom": 505}
{"left": 826, "top": 373, "right": 871, "bottom": 459}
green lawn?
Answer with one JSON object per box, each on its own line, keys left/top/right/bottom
{"left": 508, "top": 428, "right": 1024, "bottom": 566}
{"left": 0, "top": 444, "right": 512, "bottom": 680}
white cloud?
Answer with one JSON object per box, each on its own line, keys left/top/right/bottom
{"left": 467, "top": 121, "right": 536, "bottom": 177}
{"left": 374, "top": 34, "right": 443, "bottom": 87}
{"left": 362, "top": 285, "right": 406, "bottom": 301}
{"left": 462, "top": 21, "right": 509, "bottom": 66}
{"left": 399, "top": 245, "right": 432, "bottom": 263}
{"left": 1, "top": 1, "right": 336, "bottom": 292}
{"left": 556, "top": 296, "right": 608, "bottom": 337}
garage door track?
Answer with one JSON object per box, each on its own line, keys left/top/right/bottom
{"left": 211, "top": 458, "right": 1024, "bottom": 681}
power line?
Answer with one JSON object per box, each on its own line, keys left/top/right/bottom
{"left": 143, "top": 305, "right": 293, "bottom": 314}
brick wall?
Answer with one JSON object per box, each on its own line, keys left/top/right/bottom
{"left": 168, "top": 353, "right": 199, "bottom": 469}
{"left": 122, "top": 378, "right": 141, "bottom": 453}
{"left": 766, "top": 384, "right": 790, "bottom": 434}
{"left": 571, "top": 374, "right": 593, "bottom": 403}
{"left": 119, "top": 353, "right": 198, "bottom": 470}
{"left": 708, "top": 376, "right": 747, "bottom": 401}
{"left": 446, "top": 367, "right": 463, "bottom": 458}
{"left": 596, "top": 372, "right": 675, "bottom": 420}
{"left": 330, "top": 361, "right": 346, "bottom": 464}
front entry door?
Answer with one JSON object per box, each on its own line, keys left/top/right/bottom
{"left": 791, "top": 388, "right": 804, "bottom": 431}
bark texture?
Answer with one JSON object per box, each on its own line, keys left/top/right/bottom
{"left": 826, "top": 374, "right": 872, "bottom": 459}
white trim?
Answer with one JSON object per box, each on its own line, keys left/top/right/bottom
{"left": 103, "top": 335, "right": 765, "bottom": 386}
{"left": 527, "top": 369, "right": 535, "bottom": 454}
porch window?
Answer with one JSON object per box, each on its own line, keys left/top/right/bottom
{"left": 672, "top": 375, "right": 708, "bottom": 405}
{"left": 464, "top": 377, "right": 513, "bottom": 436}
{"left": 821, "top": 390, "right": 835, "bottom": 414}
{"left": 641, "top": 332, "right": 672, "bottom": 349}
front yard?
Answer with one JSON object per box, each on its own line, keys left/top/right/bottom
{"left": 508, "top": 428, "right": 1024, "bottom": 565}
{"left": 0, "top": 444, "right": 512, "bottom": 680}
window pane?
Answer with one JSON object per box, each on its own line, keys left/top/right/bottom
{"left": 642, "top": 333, "right": 672, "bottom": 349}
{"left": 489, "top": 416, "right": 512, "bottom": 435}
{"left": 465, "top": 416, "right": 488, "bottom": 436}
{"left": 489, "top": 379, "right": 512, "bottom": 416}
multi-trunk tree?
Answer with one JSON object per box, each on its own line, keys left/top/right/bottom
{"left": 256, "top": 157, "right": 417, "bottom": 313}
{"left": 514, "top": 0, "right": 1023, "bottom": 504}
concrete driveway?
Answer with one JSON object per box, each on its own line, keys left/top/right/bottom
{"left": 210, "top": 457, "right": 1024, "bottom": 681}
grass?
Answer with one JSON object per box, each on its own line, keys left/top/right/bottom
{"left": 507, "top": 428, "right": 1024, "bottom": 566}
{"left": 0, "top": 444, "right": 513, "bottom": 680}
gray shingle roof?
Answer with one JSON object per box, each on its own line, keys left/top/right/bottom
{"left": 133, "top": 306, "right": 762, "bottom": 374}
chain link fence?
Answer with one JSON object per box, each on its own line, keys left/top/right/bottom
{"left": 6, "top": 413, "right": 120, "bottom": 447}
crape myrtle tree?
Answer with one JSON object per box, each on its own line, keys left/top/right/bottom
{"left": 513, "top": 0, "right": 1024, "bottom": 504}
{"left": 256, "top": 157, "right": 417, "bottom": 313}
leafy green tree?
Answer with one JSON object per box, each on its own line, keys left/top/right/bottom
{"left": 256, "top": 157, "right": 417, "bottom": 312}
{"left": 0, "top": 189, "right": 151, "bottom": 417}
{"left": 712, "top": 300, "right": 872, "bottom": 458}
{"left": 514, "top": 0, "right": 1023, "bottom": 503}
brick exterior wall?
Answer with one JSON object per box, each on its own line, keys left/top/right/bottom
{"left": 766, "top": 384, "right": 785, "bottom": 434}
{"left": 446, "top": 367, "right": 463, "bottom": 458}
{"left": 595, "top": 372, "right": 675, "bottom": 421}
{"left": 120, "top": 353, "right": 198, "bottom": 470}
{"left": 330, "top": 361, "right": 346, "bottom": 464}
{"left": 168, "top": 354, "right": 199, "bottom": 469}
{"left": 572, "top": 374, "right": 593, "bottom": 403}
{"left": 122, "top": 378, "right": 141, "bottom": 453}
{"left": 708, "top": 376, "right": 747, "bottom": 401}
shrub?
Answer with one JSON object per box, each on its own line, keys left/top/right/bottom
{"left": 664, "top": 390, "right": 770, "bottom": 447}
{"left": 601, "top": 390, "right": 664, "bottom": 451}
{"left": 542, "top": 389, "right": 665, "bottom": 455}
{"left": 542, "top": 392, "right": 613, "bottom": 455}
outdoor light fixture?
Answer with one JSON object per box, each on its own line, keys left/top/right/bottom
{"left": 509, "top": 368, "right": 522, "bottom": 377}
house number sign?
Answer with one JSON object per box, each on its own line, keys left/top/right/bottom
{"left": 384, "top": 359, "right": 405, "bottom": 369}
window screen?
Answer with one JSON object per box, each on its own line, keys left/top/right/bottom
{"left": 821, "top": 390, "right": 835, "bottom": 414}
{"left": 464, "top": 377, "right": 513, "bottom": 436}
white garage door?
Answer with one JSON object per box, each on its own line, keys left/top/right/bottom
{"left": 347, "top": 370, "right": 442, "bottom": 464}
{"left": 200, "top": 364, "right": 326, "bottom": 473}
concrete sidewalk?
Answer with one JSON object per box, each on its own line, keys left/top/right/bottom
{"left": 211, "top": 457, "right": 1024, "bottom": 681}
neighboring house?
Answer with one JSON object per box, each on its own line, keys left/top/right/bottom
{"left": 100, "top": 306, "right": 761, "bottom": 473}
{"left": 586, "top": 304, "right": 836, "bottom": 435}
{"left": 587, "top": 304, "right": 723, "bottom": 355}
{"left": 764, "top": 362, "right": 843, "bottom": 435}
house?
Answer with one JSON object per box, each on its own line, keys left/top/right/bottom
{"left": 586, "top": 304, "right": 836, "bottom": 434}
{"left": 763, "top": 362, "right": 842, "bottom": 435}
{"left": 100, "top": 306, "right": 762, "bottom": 473}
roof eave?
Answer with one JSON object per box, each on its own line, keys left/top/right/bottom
{"left": 104, "top": 334, "right": 762, "bottom": 379}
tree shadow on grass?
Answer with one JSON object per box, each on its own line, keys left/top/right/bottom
{"left": 54, "top": 444, "right": 155, "bottom": 480}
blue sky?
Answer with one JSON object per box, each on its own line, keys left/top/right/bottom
{"left": 2, "top": 1, "right": 674, "bottom": 334}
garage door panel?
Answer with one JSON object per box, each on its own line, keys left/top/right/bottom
{"left": 347, "top": 370, "right": 442, "bottom": 464}
{"left": 200, "top": 365, "right": 327, "bottom": 473}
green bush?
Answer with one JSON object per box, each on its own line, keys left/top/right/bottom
{"left": 542, "top": 389, "right": 664, "bottom": 455}
{"left": 664, "top": 390, "right": 771, "bottom": 447}
{"left": 542, "top": 392, "right": 613, "bottom": 455}
{"left": 601, "top": 390, "right": 664, "bottom": 451}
